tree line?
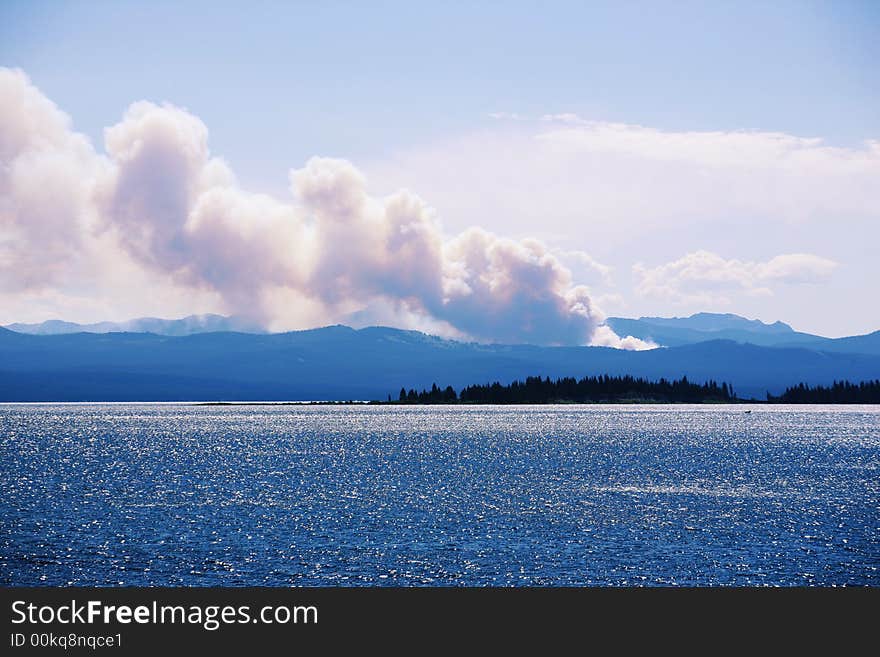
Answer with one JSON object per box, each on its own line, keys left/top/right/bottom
{"left": 394, "top": 374, "right": 736, "bottom": 404}
{"left": 767, "top": 380, "right": 880, "bottom": 403}
{"left": 389, "top": 376, "right": 880, "bottom": 404}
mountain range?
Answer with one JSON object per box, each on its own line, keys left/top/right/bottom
{"left": 605, "top": 313, "right": 880, "bottom": 354}
{"left": 4, "top": 313, "right": 264, "bottom": 336}
{"left": 1, "top": 313, "right": 879, "bottom": 402}
{"left": 7, "top": 311, "right": 879, "bottom": 355}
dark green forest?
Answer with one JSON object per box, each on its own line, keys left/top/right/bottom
{"left": 389, "top": 376, "right": 880, "bottom": 404}
{"left": 393, "top": 374, "right": 736, "bottom": 404}
{"left": 767, "top": 380, "right": 880, "bottom": 403}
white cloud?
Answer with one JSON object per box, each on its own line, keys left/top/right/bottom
{"left": 553, "top": 248, "right": 613, "bottom": 284}
{"left": 365, "top": 116, "right": 880, "bottom": 243}
{"left": 0, "top": 68, "right": 635, "bottom": 346}
{"left": 487, "top": 112, "right": 527, "bottom": 121}
{"left": 633, "top": 250, "right": 839, "bottom": 305}
{"left": 757, "top": 253, "right": 839, "bottom": 284}
{"left": 540, "top": 113, "right": 586, "bottom": 125}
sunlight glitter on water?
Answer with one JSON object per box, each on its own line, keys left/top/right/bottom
{"left": 1, "top": 404, "right": 878, "bottom": 586}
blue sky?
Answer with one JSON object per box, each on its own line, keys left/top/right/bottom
{"left": 5, "top": 2, "right": 879, "bottom": 160}
{"left": 1, "top": 1, "right": 878, "bottom": 339}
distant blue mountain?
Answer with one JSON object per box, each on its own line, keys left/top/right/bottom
{"left": 606, "top": 313, "right": 880, "bottom": 354}
{"left": 1, "top": 324, "right": 878, "bottom": 402}
{"left": 634, "top": 312, "right": 796, "bottom": 333}
{"left": 10, "top": 311, "right": 877, "bottom": 356}
{"left": 792, "top": 330, "right": 880, "bottom": 355}
{"left": 4, "top": 314, "right": 264, "bottom": 336}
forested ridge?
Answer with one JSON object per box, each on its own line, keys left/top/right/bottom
{"left": 767, "top": 380, "right": 880, "bottom": 403}
{"left": 391, "top": 376, "right": 880, "bottom": 404}
{"left": 393, "top": 374, "right": 736, "bottom": 404}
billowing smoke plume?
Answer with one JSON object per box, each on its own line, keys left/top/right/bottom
{"left": 0, "top": 68, "right": 102, "bottom": 291}
{"left": 96, "top": 100, "right": 311, "bottom": 317}
{"left": 440, "top": 229, "right": 602, "bottom": 345}
{"left": 0, "top": 68, "right": 651, "bottom": 348}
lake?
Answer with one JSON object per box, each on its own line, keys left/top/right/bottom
{"left": 1, "top": 404, "right": 878, "bottom": 586}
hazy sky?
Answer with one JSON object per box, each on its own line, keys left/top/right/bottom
{"left": 1, "top": 1, "right": 878, "bottom": 339}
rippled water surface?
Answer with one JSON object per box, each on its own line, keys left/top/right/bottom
{"left": 1, "top": 404, "right": 878, "bottom": 586}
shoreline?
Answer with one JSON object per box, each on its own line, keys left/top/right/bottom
{"left": 194, "top": 399, "right": 760, "bottom": 406}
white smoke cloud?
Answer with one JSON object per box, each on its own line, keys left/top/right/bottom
{"left": 633, "top": 250, "right": 839, "bottom": 305}
{"left": 93, "top": 100, "right": 314, "bottom": 322}
{"left": 1, "top": 68, "right": 644, "bottom": 347}
{"left": 589, "top": 325, "right": 657, "bottom": 351}
{"left": 99, "top": 101, "right": 220, "bottom": 271}
{"left": 439, "top": 229, "right": 602, "bottom": 344}
{"left": 293, "top": 157, "right": 445, "bottom": 314}
{"left": 0, "top": 68, "right": 104, "bottom": 292}
{"left": 291, "top": 160, "right": 609, "bottom": 344}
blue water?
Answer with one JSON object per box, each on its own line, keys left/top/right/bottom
{"left": 1, "top": 404, "right": 878, "bottom": 586}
